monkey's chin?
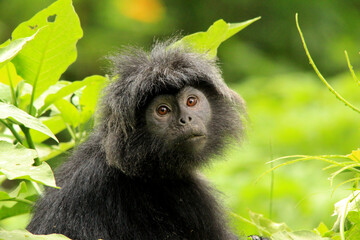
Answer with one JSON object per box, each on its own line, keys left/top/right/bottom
{"left": 184, "top": 135, "right": 207, "bottom": 152}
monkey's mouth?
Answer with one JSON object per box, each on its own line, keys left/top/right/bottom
{"left": 184, "top": 134, "right": 206, "bottom": 141}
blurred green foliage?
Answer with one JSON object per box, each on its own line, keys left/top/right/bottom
{"left": 1, "top": 0, "right": 360, "bottom": 237}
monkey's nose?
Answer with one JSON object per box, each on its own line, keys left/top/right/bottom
{"left": 179, "top": 116, "right": 192, "bottom": 125}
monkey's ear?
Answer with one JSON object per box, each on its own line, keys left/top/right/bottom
{"left": 101, "top": 113, "right": 126, "bottom": 169}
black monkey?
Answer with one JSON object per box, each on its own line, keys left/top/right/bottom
{"left": 27, "top": 41, "right": 245, "bottom": 240}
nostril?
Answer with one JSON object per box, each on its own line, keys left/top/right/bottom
{"left": 179, "top": 118, "right": 186, "bottom": 124}
{"left": 188, "top": 116, "right": 192, "bottom": 121}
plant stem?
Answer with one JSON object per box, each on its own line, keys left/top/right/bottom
{"left": 269, "top": 141, "right": 274, "bottom": 219}
{"left": 0, "top": 119, "right": 23, "bottom": 144}
{"left": 6, "top": 64, "right": 18, "bottom": 107}
{"left": 20, "top": 125, "right": 40, "bottom": 166}
{"left": 296, "top": 13, "right": 360, "bottom": 114}
{"left": 344, "top": 50, "right": 360, "bottom": 87}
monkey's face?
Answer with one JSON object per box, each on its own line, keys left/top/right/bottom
{"left": 145, "top": 86, "right": 211, "bottom": 154}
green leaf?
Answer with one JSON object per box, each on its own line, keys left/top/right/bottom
{"left": 37, "top": 141, "right": 74, "bottom": 162}
{"left": 0, "top": 182, "right": 28, "bottom": 201}
{"left": 348, "top": 149, "right": 360, "bottom": 162}
{"left": 11, "top": 0, "right": 83, "bottom": 100}
{"left": 54, "top": 99, "right": 80, "bottom": 127}
{"left": 0, "top": 102, "right": 58, "bottom": 142}
{"left": 345, "top": 223, "right": 360, "bottom": 240}
{"left": 348, "top": 211, "right": 360, "bottom": 224}
{"left": 0, "top": 230, "right": 70, "bottom": 240}
{"left": 30, "top": 116, "right": 66, "bottom": 143}
{"left": 314, "top": 222, "right": 330, "bottom": 237}
{"left": 0, "top": 202, "right": 32, "bottom": 221}
{"left": 271, "top": 230, "right": 331, "bottom": 240}
{"left": 248, "top": 210, "right": 291, "bottom": 234}
{"left": 0, "top": 141, "right": 57, "bottom": 187}
{"left": 332, "top": 191, "right": 360, "bottom": 232}
{"left": 33, "top": 80, "right": 71, "bottom": 113}
{"left": 0, "top": 32, "right": 38, "bottom": 70}
{"left": 0, "top": 83, "right": 11, "bottom": 102}
{"left": 38, "top": 75, "right": 106, "bottom": 115}
{"left": 79, "top": 75, "right": 107, "bottom": 123}
{"left": 173, "top": 17, "right": 260, "bottom": 58}
{"left": 0, "top": 62, "right": 23, "bottom": 87}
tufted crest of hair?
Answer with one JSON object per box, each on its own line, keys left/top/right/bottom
{"left": 98, "top": 40, "right": 245, "bottom": 176}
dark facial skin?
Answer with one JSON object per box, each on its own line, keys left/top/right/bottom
{"left": 145, "top": 86, "right": 211, "bottom": 153}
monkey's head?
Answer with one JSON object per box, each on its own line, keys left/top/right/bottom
{"left": 100, "top": 41, "right": 245, "bottom": 177}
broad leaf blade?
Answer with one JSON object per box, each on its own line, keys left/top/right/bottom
{"left": 0, "top": 32, "right": 38, "bottom": 69}
{"left": 0, "top": 141, "right": 57, "bottom": 187}
{"left": 0, "top": 102, "right": 58, "bottom": 142}
{"left": 54, "top": 99, "right": 80, "bottom": 127}
{"left": 173, "top": 17, "right": 260, "bottom": 58}
{"left": 11, "top": 0, "right": 83, "bottom": 99}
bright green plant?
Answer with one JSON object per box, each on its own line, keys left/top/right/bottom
{"left": 238, "top": 14, "right": 360, "bottom": 240}
{"left": 0, "top": 0, "right": 259, "bottom": 238}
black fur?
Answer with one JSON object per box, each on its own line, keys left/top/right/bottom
{"left": 27, "top": 41, "right": 245, "bottom": 240}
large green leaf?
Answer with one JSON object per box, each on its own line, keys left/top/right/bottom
{"left": 11, "top": 0, "right": 83, "bottom": 100}
{"left": 0, "top": 32, "right": 38, "bottom": 70}
{"left": 173, "top": 17, "right": 260, "bottom": 58}
{"left": 38, "top": 75, "right": 106, "bottom": 115}
{"left": 0, "top": 230, "right": 70, "bottom": 240}
{"left": 54, "top": 98, "right": 80, "bottom": 127}
{"left": 0, "top": 141, "right": 57, "bottom": 187}
{"left": 0, "top": 102, "right": 58, "bottom": 142}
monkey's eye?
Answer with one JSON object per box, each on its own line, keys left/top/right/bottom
{"left": 157, "top": 105, "right": 170, "bottom": 115}
{"left": 187, "top": 97, "right": 197, "bottom": 107}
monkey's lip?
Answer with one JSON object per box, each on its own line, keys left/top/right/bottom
{"left": 184, "top": 134, "right": 206, "bottom": 141}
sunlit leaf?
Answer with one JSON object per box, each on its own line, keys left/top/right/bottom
{"left": 248, "top": 211, "right": 291, "bottom": 234}
{"left": 0, "top": 82, "right": 11, "bottom": 102}
{"left": 332, "top": 191, "right": 360, "bottom": 232}
{"left": 173, "top": 17, "right": 260, "bottom": 58}
{"left": 11, "top": 0, "right": 83, "bottom": 100}
{"left": 0, "top": 32, "right": 38, "bottom": 70}
{"left": 30, "top": 116, "right": 66, "bottom": 143}
{"left": 0, "top": 62, "right": 23, "bottom": 87}
{"left": 0, "top": 141, "right": 56, "bottom": 187}
{"left": 0, "top": 102, "right": 58, "bottom": 142}
{"left": 54, "top": 99, "right": 80, "bottom": 127}
{"left": 348, "top": 149, "right": 360, "bottom": 162}
{"left": 79, "top": 75, "right": 106, "bottom": 123}
{"left": 271, "top": 230, "right": 330, "bottom": 240}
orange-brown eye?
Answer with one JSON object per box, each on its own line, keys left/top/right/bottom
{"left": 187, "top": 97, "right": 197, "bottom": 107}
{"left": 157, "top": 105, "right": 170, "bottom": 115}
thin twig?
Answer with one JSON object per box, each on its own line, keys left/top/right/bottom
{"left": 296, "top": 13, "right": 360, "bottom": 114}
